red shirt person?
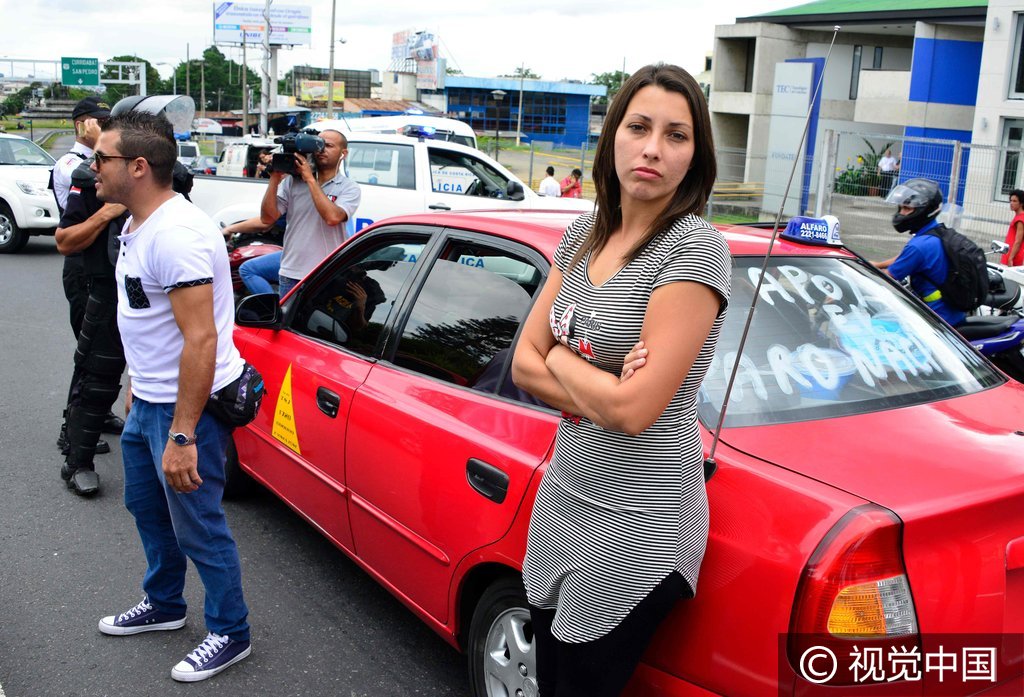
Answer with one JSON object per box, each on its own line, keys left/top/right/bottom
{"left": 1002, "top": 189, "right": 1024, "bottom": 267}
{"left": 560, "top": 168, "right": 583, "bottom": 198}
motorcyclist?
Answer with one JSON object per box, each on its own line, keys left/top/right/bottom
{"left": 872, "top": 178, "right": 966, "bottom": 326}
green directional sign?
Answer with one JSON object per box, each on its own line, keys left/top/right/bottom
{"left": 61, "top": 57, "right": 100, "bottom": 87}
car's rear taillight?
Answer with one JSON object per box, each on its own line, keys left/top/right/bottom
{"left": 788, "top": 504, "right": 920, "bottom": 685}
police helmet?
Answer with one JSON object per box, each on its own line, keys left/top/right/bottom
{"left": 885, "top": 178, "right": 943, "bottom": 234}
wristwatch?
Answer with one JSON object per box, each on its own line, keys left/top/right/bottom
{"left": 168, "top": 430, "right": 197, "bottom": 446}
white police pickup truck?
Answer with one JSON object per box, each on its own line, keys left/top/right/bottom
{"left": 0, "top": 133, "right": 61, "bottom": 253}
{"left": 188, "top": 131, "right": 593, "bottom": 233}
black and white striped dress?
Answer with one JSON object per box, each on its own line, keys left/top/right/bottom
{"left": 523, "top": 211, "right": 731, "bottom": 643}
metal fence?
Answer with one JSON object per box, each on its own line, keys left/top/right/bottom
{"left": 709, "top": 131, "right": 1022, "bottom": 262}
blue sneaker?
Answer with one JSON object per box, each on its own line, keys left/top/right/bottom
{"left": 171, "top": 632, "right": 251, "bottom": 682}
{"left": 98, "top": 597, "right": 186, "bottom": 636}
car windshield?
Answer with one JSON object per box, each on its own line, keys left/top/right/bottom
{"left": 0, "top": 137, "right": 55, "bottom": 166}
{"left": 697, "top": 256, "right": 1003, "bottom": 428}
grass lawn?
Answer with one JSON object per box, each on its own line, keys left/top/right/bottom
{"left": 711, "top": 212, "right": 760, "bottom": 225}
{"left": 1, "top": 118, "right": 70, "bottom": 130}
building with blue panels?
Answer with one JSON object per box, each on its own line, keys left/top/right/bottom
{"left": 436, "top": 76, "right": 606, "bottom": 148}
{"left": 709, "top": 1, "right": 990, "bottom": 209}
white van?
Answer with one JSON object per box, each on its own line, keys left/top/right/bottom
{"left": 315, "top": 115, "right": 477, "bottom": 149}
{"left": 216, "top": 137, "right": 277, "bottom": 178}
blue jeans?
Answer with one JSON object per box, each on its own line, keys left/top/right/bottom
{"left": 238, "top": 251, "right": 281, "bottom": 296}
{"left": 278, "top": 275, "right": 299, "bottom": 297}
{"left": 120, "top": 398, "right": 250, "bottom": 642}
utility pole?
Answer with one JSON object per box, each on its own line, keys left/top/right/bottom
{"left": 186, "top": 43, "right": 190, "bottom": 96}
{"left": 241, "top": 38, "right": 248, "bottom": 135}
{"left": 260, "top": 0, "right": 271, "bottom": 135}
{"left": 516, "top": 63, "right": 524, "bottom": 146}
{"left": 327, "top": 0, "right": 337, "bottom": 120}
{"left": 201, "top": 60, "right": 206, "bottom": 118}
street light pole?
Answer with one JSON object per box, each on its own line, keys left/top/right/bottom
{"left": 491, "top": 89, "right": 506, "bottom": 162}
{"left": 327, "top": 0, "right": 337, "bottom": 120}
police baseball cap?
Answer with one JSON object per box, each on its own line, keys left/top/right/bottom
{"left": 71, "top": 96, "right": 111, "bottom": 120}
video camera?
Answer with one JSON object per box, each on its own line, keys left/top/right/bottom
{"left": 272, "top": 129, "right": 325, "bottom": 176}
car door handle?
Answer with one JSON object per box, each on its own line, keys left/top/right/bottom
{"left": 466, "top": 458, "right": 509, "bottom": 504}
{"left": 428, "top": 203, "right": 451, "bottom": 210}
{"left": 316, "top": 387, "right": 340, "bottom": 418}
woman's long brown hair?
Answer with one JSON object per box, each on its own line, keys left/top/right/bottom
{"left": 570, "top": 63, "right": 717, "bottom": 270}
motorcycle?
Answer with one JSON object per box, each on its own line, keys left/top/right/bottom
{"left": 224, "top": 224, "right": 283, "bottom": 301}
{"left": 958, "top": 241, "right": 1024, "bottom": 381}
{"left": 974, "top": 240, "right": 1024, "bottom": 316}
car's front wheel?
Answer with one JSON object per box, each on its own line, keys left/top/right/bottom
{"left": 468, "top": 577, "right": 538, "bottom": 697}
{"left": 0, "top": 203, "right": 28, "bottom": 254}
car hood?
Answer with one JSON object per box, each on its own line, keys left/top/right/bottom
{"left": 0, "top": 164, "right": 53, "bottom": 182}
{"left": 717, "top": 380, "right": 1024, "bottom": 517}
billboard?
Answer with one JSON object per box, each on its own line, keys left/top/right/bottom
{"left": 299, "top": 80, "right": 345, "bottom": 103}
{"left": 213, "top": 3, "right": 312, "bottom": 46}
{"left": 392, "top": 30, "right": 437, "bottom": 63}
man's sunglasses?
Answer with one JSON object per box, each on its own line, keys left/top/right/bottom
{"left": 93, "top": 152, "right": 139, "bottom": 167}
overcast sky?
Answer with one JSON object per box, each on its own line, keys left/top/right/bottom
{"left": 0, "top": 1, "right": 794, "bottom": 85}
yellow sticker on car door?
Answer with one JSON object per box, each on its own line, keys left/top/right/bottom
{"left": 271, "top": 364, "right": 301, "bottom": 454}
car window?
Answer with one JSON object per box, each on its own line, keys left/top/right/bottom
{"left": 428, "top": 148, "right": 510, "bottom": 198}
{"left": 392, "top": 241, "right": 543, "bottom": 396}
{"left": 0, "top": 138, "right": 54, "bottom": 165}
{"left": 698, "top": 256, "right": 1003, "bottom": 428}
{"left": 346, "top": 142, "right": 415, "bottom": 189}
{"left": 291, "top": 237, "right": 427, "bottom": 357}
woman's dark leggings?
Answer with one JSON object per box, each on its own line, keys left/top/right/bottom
{"left": 530, "top": 573, "right": 689, "bottom": 697}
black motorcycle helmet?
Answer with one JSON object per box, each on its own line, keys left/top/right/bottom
{"left": 886, "top": 178, "right": 943, "bottom": 234}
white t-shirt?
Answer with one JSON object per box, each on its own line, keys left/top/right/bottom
{"left": 879, "top": 155, "right": 898, "bottom": 173}
{"left": 116, "top": 194, "right": 244, "bottom": 403}
{"left": 277, "top": 172, "right": 361, "bottom": 280}
{"left": 53, "top": 142, "right": 93, "bottom": 211}
{"left": 538, "top": 175, "right": 560, "bottom": 197}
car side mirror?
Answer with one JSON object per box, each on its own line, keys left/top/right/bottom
{"left": 506, "top": 180, "right": 525, "bottom": 201}
{"left": 235, "top": 293, "right": 282, "bottom": 328}
{"left": 991, "top": 240, "right": 1010, "bottom": 254}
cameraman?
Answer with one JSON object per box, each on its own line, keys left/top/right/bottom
{"left": 259, "top": 129, "right": 360, "bottom": 297}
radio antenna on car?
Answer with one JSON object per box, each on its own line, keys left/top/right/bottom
{"left": 705, "top": 26, "right": 842, "bottom": 478}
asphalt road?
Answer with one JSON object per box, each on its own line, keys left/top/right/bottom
{"left": 0, "top": 241, "right": 468, "bottom": 696}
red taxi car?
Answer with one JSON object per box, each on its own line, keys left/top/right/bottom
{"left": 230, "top": 211, "right": 1024, "bottom": 696}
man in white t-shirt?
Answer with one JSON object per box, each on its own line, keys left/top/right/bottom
{"left": 90, "top": 110, "right": 252, "bottom": 682}
{"left": 539, "top": 166, "right": 560, "bottom": 197}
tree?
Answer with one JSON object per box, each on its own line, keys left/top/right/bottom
{"left": 1, "top": 85, "right": 33, "bottom": 117}
{"left": 590, "top": 70, "right": 630, "bottom": 105}
{"left": 445, "top": 66, "right": 463, "bottom": 76}
{"left": 500, "top": 66, "right": 540, "bottom": 80}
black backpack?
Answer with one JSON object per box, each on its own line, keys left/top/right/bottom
{"left": 922, "top": 224, "right": 989, "bottom": 312}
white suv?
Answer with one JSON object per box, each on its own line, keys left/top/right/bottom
{"left": 0, "top": 133, "right": 60, "bottom": 253}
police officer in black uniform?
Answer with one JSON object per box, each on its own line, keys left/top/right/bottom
{"left": 54, "top": 155, "right": 131, "bottom": 494}
{"left": 54, "top": 96, "right": 195, "bottom": 495}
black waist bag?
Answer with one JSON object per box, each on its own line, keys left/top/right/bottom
{"left": 206, "top": 362, "right": 266, "bottom": 428}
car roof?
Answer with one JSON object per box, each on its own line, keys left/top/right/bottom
{"left": 0, "top": 133, "right": 32, "bottom": 142}
{"left": 369, "top": 210, "right": 858, "bottom": 261}
{"left": 308, "top": 127, "right": 482, "bottom": 155}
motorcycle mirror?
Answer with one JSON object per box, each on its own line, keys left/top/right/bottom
{"left": 991, "top": 240, "right": 1010, "bottom": 254}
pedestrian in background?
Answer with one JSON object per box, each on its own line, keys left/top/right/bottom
{"left": 511, "top": 63, "right": 730, "bottom": 696}
{"left": 91, "top": 110, "right": 252, "bottom": 682}
{"left": 878, "top": 148, "right": 899, "bottom": 197}
{"left": 1002, "top": 188, "right": 1024, "bottom": 267}
{"left": 539, "top": 165, "right": 561, "bottom": 197}
{"left": 560, "top": 167, "right": 583, "bottom": 198}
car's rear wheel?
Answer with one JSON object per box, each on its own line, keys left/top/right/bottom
{"left": 223, "top": 436, "right": 257, "bottom": 499}
{"left": 468, "top": 577, "right": 538, "bottom": 697}
{"left": 0, "top": 203, "right": 28, "bottom": 254}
